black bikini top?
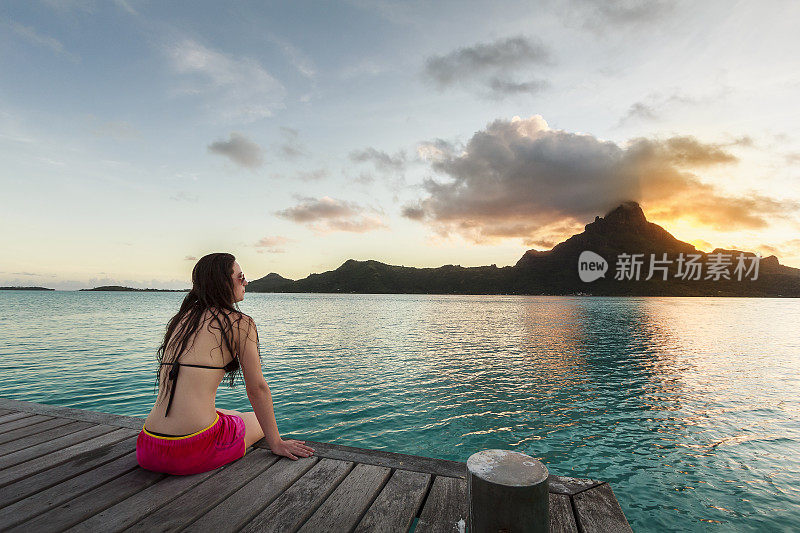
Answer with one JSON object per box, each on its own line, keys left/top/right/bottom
{"left": 160, "top": 359, "right": 239, "bottom": 417}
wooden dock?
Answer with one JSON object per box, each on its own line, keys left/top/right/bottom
{"left": 0, "top": 398, "right": 631, "bottom": 532}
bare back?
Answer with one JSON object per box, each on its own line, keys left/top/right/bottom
{"left": 143, "top": 309, "right": 240, "bottom": 435}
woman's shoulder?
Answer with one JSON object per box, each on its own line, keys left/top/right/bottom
{"left": 203, "top": 307, "right": 255, "bottom": 328}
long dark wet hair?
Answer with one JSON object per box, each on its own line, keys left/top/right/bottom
{"left": 154, "top": 252, "right": 260, "bottom": 407}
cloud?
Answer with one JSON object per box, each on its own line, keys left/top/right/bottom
{"left": 274, "top": 196, "right": 386, "bottom": 233}
{"left": 11, "top": 22, "right": 79, "bottom": 62}
{"left": 170, "top": 191, "right": 199, "bottom": 202}
{"left": 273, "top": 127, "right": 307, "bottom": 159}
{"left": 184, "top": 255, "right": 197, "bottom": 261}
{"left": 485, "top": 77, "right": 549, "bottom": 97}
{"left": 628, "top": 135, "right": 737, "bottom": 167}
{"left": 757, "top": 243, "right": 779, "bottom": 255}
{"left": 424, "top": 36, "right": 550, "bottom": 87}
{"left": 416, "top": 138, "right": 459, "bottom": 163}
{"left": 208, "top": 132, "right": 264, "bottom": 168}
{"left": 269, "top": 36, "right": 315, "bottom": 79}
{"left": 403, "top": 115, "right": 799, "bottom": 244}
{"left": 113, "top": 0, "right": 137, "bottom": 15}
{"left": 423, "top": 36, "right": 550, "bottom": 98}
{"left": 350, "top": 147, "right": 407, "bottom": 171}
{"left": 295, "top": 168, "right": 328, "bottom": 181}
{"left": 167, "top": 39, "right": 285, "bottom": 122}
{"left": 575, "top": 0, "right": 676, "bottom": 30}
{"left": 618, "top": 102, "right": 659, "bottom": 124}
{"left": 276, "top": 196, "right": 359, "bottom": 222}
{"left": 349, "top": 147, "right": 408, "bottom": 189}
{"left": 786, "top": 152, "right": 800, "bottom": 164}
{"left": 754, "top": 240, "right": 800, "bottom": 268}
{"left": 726, "top": 136, "right": 754, "bottom": 148}
{"left": 254, "top": 235, "right": 292, "bottom": 253}
{"left": 616, "top": 88, "right": 729, "bottom": 127}
{"left": 255, "top": 236, "right": 290, "bottom": 246}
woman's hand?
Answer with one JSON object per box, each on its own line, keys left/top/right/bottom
{"left": 270, "top": 438, "right": 315, "bottom": 460}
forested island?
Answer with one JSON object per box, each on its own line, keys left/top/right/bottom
{"left": 79, "top": 286, "right": 189, "bottom": 292}
{"left": 246, "top": 202, "right": 800, "bottom": 297}
{"left": 0, "top": 286, "right": 55, "bottom": 291}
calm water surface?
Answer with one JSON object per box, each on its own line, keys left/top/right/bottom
{"left": 0, "top": 291, "right": 798, "bottom": 532}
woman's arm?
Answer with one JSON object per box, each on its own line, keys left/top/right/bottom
{"left": 237, "top": 316, "right": 314, "bottom": 460}
{"left": 237, "top": 317, "right": 282, "bottom": 447}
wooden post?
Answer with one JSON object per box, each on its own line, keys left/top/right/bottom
{"left": 467, "top": 449, "right": 549, "bottom": 533}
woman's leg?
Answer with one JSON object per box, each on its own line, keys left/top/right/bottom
{"left": 216, "top": 408, "right": 265, "bottom": 448}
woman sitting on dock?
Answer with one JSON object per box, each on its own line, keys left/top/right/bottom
{"left": 137, "top": 253, "right": 314, "bottom": 475}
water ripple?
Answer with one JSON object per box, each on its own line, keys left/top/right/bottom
{"left": 0, "top": 291, "right": 798, "bottom": 531}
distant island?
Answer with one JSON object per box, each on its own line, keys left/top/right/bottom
{"left": 79, "top": 286, "right": 189, "bottom": 292}
{"left": 0, "top": 286, "right": 55, "bottom": 291}
{"left": 246, "top": 201, "right": 800, "bottom": 297}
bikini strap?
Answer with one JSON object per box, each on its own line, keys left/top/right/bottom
{"left": 159, "top": 362, "right": 227, "bottom": 417}
{"left": 161, "top": 362, "right": 227, "bottom": 370}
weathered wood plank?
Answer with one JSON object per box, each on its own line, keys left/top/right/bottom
{"left": 573, "top": 483, "right": 633, "bottom": 533}
{"left": 0, "top": 427, "right": 138, "bottom": 487}
{"left": 354, "top": 468, "right": 431, "bottom": 533}
{"left": 297, "top": 462, "right": 392, "bottom": 532}
{"left": 258, "top": 439, "right": 466, "bottom": 479}
{"left": 549, "top": 493, "right": 578, "bottom": 533}
{"left": 240, "top": 458, "right": 354, "bottom": 533}
{"left": 184, "top": 454, "right": 313, "bottom": 533}
{"left": 0, "top": 412, "right": 35, "bottom": 425}
{"left": 0, "top": 452, "right": 140, "bottom": 530}
{"left": 0, "top": 397, "right": 144, "bottom": 430}
{"left": 0, "top": 399, "right": 630, "bottom": 533}
{"left": 126, "top": 448, "right": 276, "bottom": 532}
{"left": 0, "top": 420, "right": 95, "bottom": 457}
{"left": 66, "top": 461, "right": 223, "bottom": 533}
{"left": 0, "top": 424, "right": 115, "bottom": 469}
{"left": 415, "top": 475, "right": 468, "bottom": 533}
{"left": 7, "top": 465, "right": 166, "bottom": 532}
{"left": 0, "top": 416, "right": 77, "bottom": 446}
{"left": 0, "top": 414, "right": 52, "bottom": 434}
{"left": 548, "top": 474, "right": 605, "bottom": 495}
{"left": 0, "top": 435, "right": 137, "bottom": 508}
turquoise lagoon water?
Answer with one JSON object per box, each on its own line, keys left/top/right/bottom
{"left": 0, "top": 291, "right": 798, "bottom": 531}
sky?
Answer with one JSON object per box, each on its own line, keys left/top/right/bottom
{"left": 1, "top": 0, "right": 799, "bottom": 290}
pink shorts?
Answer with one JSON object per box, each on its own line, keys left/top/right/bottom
{"left": 136, "top": 410, "right": 246, "bottom": 475}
